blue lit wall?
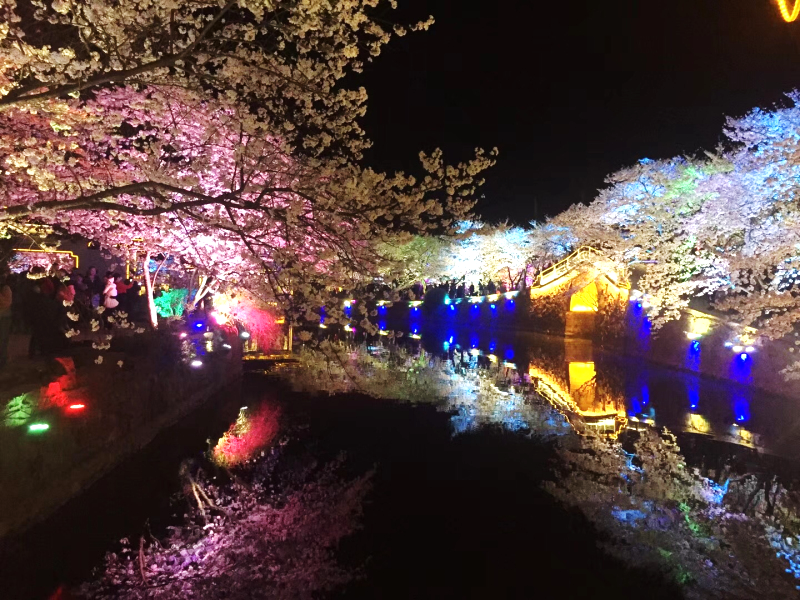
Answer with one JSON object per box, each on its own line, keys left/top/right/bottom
{"left": 685, "top": 339, "right": 701, "bottom": 372}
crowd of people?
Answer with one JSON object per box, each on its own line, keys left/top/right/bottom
{"left": 355, "top": 277, "right": 529, "bottom": 305}
{"left": 0, "top": 264, "right": 147, "bottom": 368}
{"left": 407, "top": 277, "right": 526, "bottom": 302}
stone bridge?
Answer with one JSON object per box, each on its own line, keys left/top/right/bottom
{"left": 529, "top": 246, "right": 630, "bottom": 337}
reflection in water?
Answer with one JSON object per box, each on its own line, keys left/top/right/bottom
{"left": 212, "top": 404, "right": 280, "bottom": 468}
{"left": 415, "top": 328, "right": 800, "bottom": 458}
{"left": 687, "top": 375, "right": 699, "bottom": 411}
{"left": 425, "top": 336, "right": 627, "bottom": 439}
{"left": 445, "top": 360, "right": 571, "bottom": 437}
{"left": 685, "top": 339, "right": 701, "bottom": 371}
{"left": 628, "top": 301, "right": 652, "bottom": 353}
{"left": 568, "top": 361, "right": 595, "bottom": 407}
{"left": 527, "top": 358, "right": 626, "bottom": 437}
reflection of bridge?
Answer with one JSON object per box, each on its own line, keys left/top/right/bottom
{"left": 527, "top": 360, "right": 627, "bottom": 438}
{"left": 527, "top": 356, "right": 767, "bottom": 451}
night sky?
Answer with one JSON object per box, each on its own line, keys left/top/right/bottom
{"left": 357, "top": 0, "right": 800, "bottom": 224}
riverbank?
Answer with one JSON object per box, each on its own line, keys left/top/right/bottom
{"left": 0, "top": 329, "right": 242, "bottom": 538}
{"left": 0, "top": 375, "right": 249, "bottom": 599}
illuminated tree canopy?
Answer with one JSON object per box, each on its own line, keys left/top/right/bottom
{"left": 0, "top": 0, "right": 495, "bottom": 323}
{"left": 371, "top": 92, "right": 800, "bottom": 370}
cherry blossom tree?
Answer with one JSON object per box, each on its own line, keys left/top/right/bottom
{"left": 0, "top": 0, "right": 496, "bottom": 327}
{"left": 427, "top": 222, "right": 542, "bottom": 289}
{"left": 702, "top": 96, "right": 800, "bottom": 342}
{"left": 375, "top": 234, "right": 452, "bottom": 288}
{"left": 562, "top": 94, "right": 800, "bottom": 341}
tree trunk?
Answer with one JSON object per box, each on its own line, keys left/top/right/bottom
{"left": 193, "top": 274, "right": 213, "bottom": 307}
{"left": 143, "top": 251, "right": 158, "bottom": 329}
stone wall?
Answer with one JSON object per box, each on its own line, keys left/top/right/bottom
{"left": 623, "top": 307, "right": 800, "bottom": 399}
{"left": 0, "top": 331, "right": 242, "bottom": 537}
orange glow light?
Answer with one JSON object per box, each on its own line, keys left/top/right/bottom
{"left": 778, "top": 0, "right": 800, "bottom": 22}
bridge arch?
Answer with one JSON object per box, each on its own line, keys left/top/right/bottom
{"left": 529, "top": 247, "right": 629, "bottom": 337}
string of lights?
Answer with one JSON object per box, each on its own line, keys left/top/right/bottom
{"left": 777, "top": 0, "right": 800, "bottom": 22}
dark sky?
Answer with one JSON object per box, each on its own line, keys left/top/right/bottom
{"left": 357, "top": 0, "right": 800, "bottom": 224}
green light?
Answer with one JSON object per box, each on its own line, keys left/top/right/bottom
{"left": 28, "top": 422, "right": 49, "bottom": 433}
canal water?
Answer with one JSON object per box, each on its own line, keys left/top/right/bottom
{"left": 415, "top": 326, "right": 800, "bottom": 460}
{"left": 2, "top": 323, "right": 799, "bottom": 598}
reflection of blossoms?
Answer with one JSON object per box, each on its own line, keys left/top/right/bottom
{"left": 212, "top": 405, "right": 280, "bottom": 468}
{"left": 290, "top": 343, "right": 565, "bottom": 436}
{"left": 286, "top": 343, "right": 800, "bottom": 597}
{"left": 545, "top": 430, "right": 799, "bottom": 598}
{"left": 94, "top": 355, "right": 103, "bottom": 365}
{"left": 81, "top": 448, "right": 372, "bottom": 599}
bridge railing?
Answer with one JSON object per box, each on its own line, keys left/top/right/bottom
{"left": 535, "top": 246, "right": 603, "bottom": 287}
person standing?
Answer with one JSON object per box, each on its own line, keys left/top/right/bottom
{"left": 85, "top": 266, "right": 103, "bottom": 308}
{"left": 103, "top": 272, "right": 119, "bottom": 310}
{"left": 70, "top": 272, "right": 88, "bottom": 306}
{"left": 115, "top": 275, "right": 132, "bottom": 313}
{"left": 0, "top": 272, "right": 12, "bottom": 369}
{"left": 24, "top": 283, "right": 56, "bottom": 358}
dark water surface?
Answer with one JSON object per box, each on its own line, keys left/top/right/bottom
{"left": 282, "top": 391, "right": 682, "bottom": 600}
{"left": 5, "top": 323, "right": 800, "bottom": 599}
{"left": 0, "top": 372, "right": 685, "bottom": 600}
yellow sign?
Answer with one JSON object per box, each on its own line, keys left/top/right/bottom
{"left": 12, "top": 248, "right": 79, "bottom": 270}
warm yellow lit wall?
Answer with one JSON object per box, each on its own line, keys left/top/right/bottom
{"left": 568, "top": 361, "right": 596, "bottom": 394}
{"left": 686, "top": 313, "right": 712, "bottom": 337}
{"left": 568, "top": 361, "right": 598, "bottom": 413}
{"left": 570, "top": 281, "right": 598, "bottom": 312}
{"left": 597, "top": 276, "right": 629, "bottom": 302}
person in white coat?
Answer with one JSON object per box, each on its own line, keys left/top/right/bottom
{"left": 103, "top": 272, "right": 119, "bottom": 310}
